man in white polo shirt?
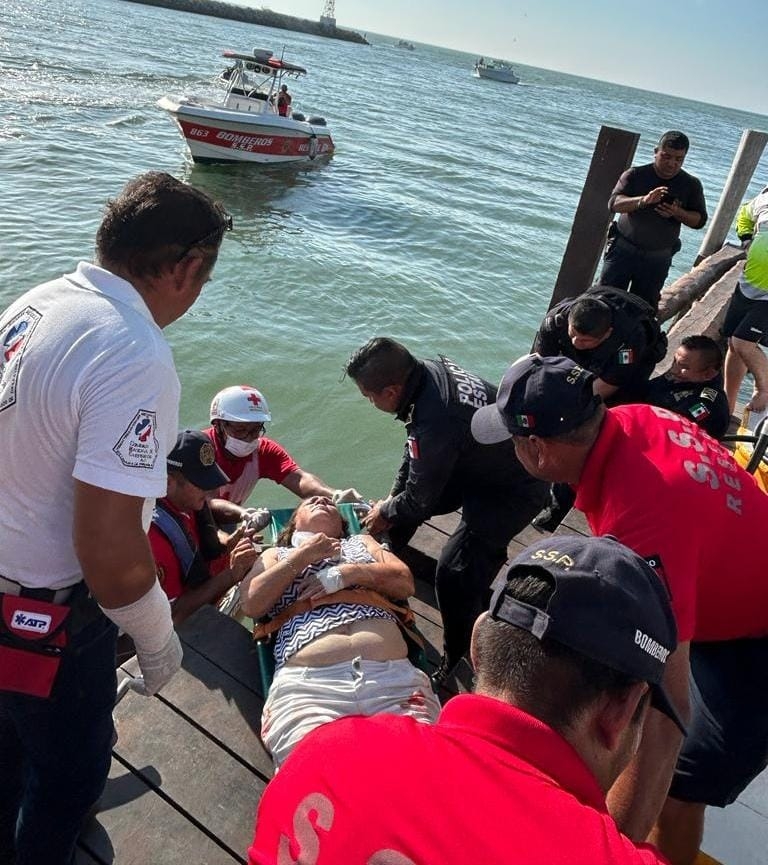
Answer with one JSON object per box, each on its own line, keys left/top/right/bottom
{"left": 0, "top": 171, "right": 231, "bottom": 865}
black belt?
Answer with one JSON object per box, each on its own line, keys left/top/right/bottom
{"left": 614, "top": 233, "right": 675, "bottom": 259}
{"left": 0, "top": 575, "right": 76, "bottom": 605}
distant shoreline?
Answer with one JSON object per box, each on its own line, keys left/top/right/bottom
{"left": 120, "top": 0, "right": 369, "bottom": 45}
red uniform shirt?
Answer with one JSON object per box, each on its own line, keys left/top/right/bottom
{"left": 249, "top": 694, "right": 667, "bottom": 865}
{"left": 148, "top": 499, "right": 200, "bottom": 602}
{"left": 575, "top": 404, "right": 768, "bottom": 642}
{"left": 202, "top": 426, "right": 299, "bottom": 504}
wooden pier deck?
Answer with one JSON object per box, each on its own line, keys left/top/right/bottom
{"left": 77, "top": 506, "right": 767, "bottom": 864}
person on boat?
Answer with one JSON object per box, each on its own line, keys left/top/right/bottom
{"left": 471, "top": 354, "right": 768, "bottom": 865}
{"left": 276, "top": 84, "right": 291, "bottom": 117}
{"left": 202, "top": 384, "right": 365, "bottom": 517}
{"left": 343, "top": 337, "right": 548, "bottom": 688}
{"left": 149, "top": 430, "right": 258, "bottom": 625}
{"left": 722, "top": 231, "right": 768, "bottom": 414}
{"left": 235, "top": 495, "right": 440, "bottom": 768}
{"left": 532, "top": 284, "right": 667, "bottom": 405}
{"left": 735, "top": 183, "right": 768, "bottom": 244}
{"left": 248, "top": 534, "right": 680, "bottom": 865}
{"left": 641, "top": 334, "right": 730, "bottom": 439}
{"left": 0, "top": 172, "right": 230, "bottom": 865}
{"left": 599, "top": 130, "right": 708, "bottom": 311}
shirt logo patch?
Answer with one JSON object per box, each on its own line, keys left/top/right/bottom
{"left": 407, "top": 436, "right": 420, "bottom": 459}
{"left": 11, "top": 610, "right": 52, "bottom": 635}
{"left": 0, "top": 307, "right": 42, "bottom": 413}
{"left": 690, "top": 402, "right": 710, "bottom": 420}
{"left": 618, "top": 348, "right": 635, "bottom": 365}
{"left": 113, "top": 410, "right": 160, "bottom": 469}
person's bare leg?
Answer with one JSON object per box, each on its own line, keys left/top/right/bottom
{"left": 649, "top": 797, "right": 706, "bottom": 865}
{"left": 725, "top": 337, "right": 768, "bottom": 413}
{"left": 724, "top": 340, "right": 748, "bottom": 414}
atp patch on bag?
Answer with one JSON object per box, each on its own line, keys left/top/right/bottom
{"left": 0, "top": 594, "right": 70, "bottom": 698}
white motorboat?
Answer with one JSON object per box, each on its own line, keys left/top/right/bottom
{"left": 157, "top": 49, "right": 334, "bottom": 165}
{"left": 473, "top": 59, "right": 520, "bottom": 84}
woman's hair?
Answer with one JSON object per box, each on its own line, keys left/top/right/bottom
{"left": 276, "top": 503, "right": 350, "bottom": 547}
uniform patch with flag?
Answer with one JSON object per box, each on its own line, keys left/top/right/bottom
{"left": 618, "top": 348, "right": 635, "bottom": 365}
{"left": 690, "top": 402, "right": 710, "bottom": 420}
{"left": 407, "top": 436, "right": 420, "bottom": 459}
{"left": 514, "top": 414, "right": 535, "bottom": 429}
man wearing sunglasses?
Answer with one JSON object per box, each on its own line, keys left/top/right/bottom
{"left": 0, "top": 171, "right": 231, "bottom": 865}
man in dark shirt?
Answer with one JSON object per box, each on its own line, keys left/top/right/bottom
{"left": 344, "top": 337, "right": 547, "bottom": 686}
{"left": 643, "top": 335, "right": 730, "bottom": 439}
{"left": 533, "top": 284, "right": 667, "bottom": 404}
{"left": 600, "top": 130, "right": 708, "bottom": 310}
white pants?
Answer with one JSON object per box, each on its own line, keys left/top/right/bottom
{"left": 261, "top": 657, "right": 440, "bottom": 768}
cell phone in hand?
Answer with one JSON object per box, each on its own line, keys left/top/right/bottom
{"left": 660, "top": 191, "right": 675, "bottom": 205}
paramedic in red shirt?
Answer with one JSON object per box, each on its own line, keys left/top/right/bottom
{"left": 249, "top": 534, "right": 681, "bottom": 865}
{"left": 203, "top": 385, "right": 364, "bottom": 518}
{"left": 472, "top": 353, "right": 768, "bottom": 865}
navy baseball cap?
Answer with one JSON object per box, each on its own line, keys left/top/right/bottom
{"left": 472, "top": 354, "right": 601, "bottom": 443}
{"left": 489, "top": 534, "right": 686, "bottom": 735}
{"left": 167, "top": 429, "right": 229, "bottom": 491}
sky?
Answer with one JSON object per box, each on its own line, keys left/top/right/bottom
{"left": 243, "top": 0, "right": 768, "bottom": 116}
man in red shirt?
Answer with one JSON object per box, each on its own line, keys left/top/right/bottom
{"left": 150, "top": 429, "right": 256, "bottom": 623}
{"left": 472, "top": 354, "right": 768, "bottom": 865}
{"left": 248, "top": 534, "right": 680, "bottom": 865}
{"left": 203, "top": 385, "right": 364, "bottom": 517}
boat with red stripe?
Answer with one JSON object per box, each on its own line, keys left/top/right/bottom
{"left": 157, "top": 49, "right": 334, "bottom": 165}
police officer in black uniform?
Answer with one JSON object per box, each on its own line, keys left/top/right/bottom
{"left": 344, "top": 337, "right": 547, "bottom": 686}
{"left": 533, "top": 284, "right": 667, "bottom": 405}
{"left": 642, "top": 335, "right": 730, "bottom": 439}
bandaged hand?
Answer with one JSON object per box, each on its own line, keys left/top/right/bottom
{"left": 133, "top": 630, "right": 183, "bottom": 696}
{"left": 297, "top": 565, "right": 345, "bottom": 600}
{"left": 241, "top": 507, "right": 272, "bottom": 536}
{"left": 332, "top": 488, "right": 367, "bottom": 505}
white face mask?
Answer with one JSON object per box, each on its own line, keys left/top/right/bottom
{"left": 225, "top": 434, "right": 259, "bottom": 458}
{"left": 291, "top": 531, "right": 316, "bottom": 548}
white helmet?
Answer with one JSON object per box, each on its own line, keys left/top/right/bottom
{"left": 210, "top": 386, "right": 272, "bottom": 423}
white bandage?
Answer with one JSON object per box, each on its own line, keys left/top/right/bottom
{"left": 99, "top": 579, "right": 174, "bottom": 653}
{"left": 315, "top": 565, "right": 344, "bottom": 594}
{"left": 332, "top": 488, "right": 367, "bottom": 505}
{"left": 100, "top": 580, "right": 182, "bottom": 695}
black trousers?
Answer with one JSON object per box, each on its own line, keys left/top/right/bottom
{"left": 600, "top": 236, "right": 674, "bottom": 312}
{"left": 390, "top": 480, "right": 547, "bottom": 668}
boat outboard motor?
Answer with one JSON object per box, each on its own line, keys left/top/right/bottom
{"left": 291, "top": 111, "right": 306, "bottom": 122}
{"left": 307, "top": 116, "right": 327, "bottom": 126}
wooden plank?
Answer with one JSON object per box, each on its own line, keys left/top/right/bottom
{"left": 550, "top": 126, "right": 639, "bottom": 310}
{"left": 80, "top": 758, "right": 240, "bottom": 865}
{"left": 119, "top": 607, "right": 274, "bottom": 778}
{"left": 112, "top": 681, "right": 264, "bottom": 858}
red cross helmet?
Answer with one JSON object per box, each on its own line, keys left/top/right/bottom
{"left": 209, "top": 386, "right": 272, "bottom": 423}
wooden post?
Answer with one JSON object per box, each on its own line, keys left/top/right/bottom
{"left": 695, "top": 130, "right": 768, "bottom": 265}
{"left": 548, "top": 126, "right": 639, "bottom": 311}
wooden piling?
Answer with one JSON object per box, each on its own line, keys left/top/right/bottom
{"left": 548, "top": 126, "right": 639, "bottom": 311}
{"left": 695, "top": 130, "right": 768, "bottom": 265}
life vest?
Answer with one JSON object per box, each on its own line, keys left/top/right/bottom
{"left": 151, "top": 501, "right": 224, "bottom": 589}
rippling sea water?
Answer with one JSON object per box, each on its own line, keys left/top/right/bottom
{"left": 2, "top": 0, "right": 768, "bottom": 504}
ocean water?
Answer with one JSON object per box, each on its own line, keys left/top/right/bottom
{"left": 2, "top": 0, "right": 768, "bottom": 505}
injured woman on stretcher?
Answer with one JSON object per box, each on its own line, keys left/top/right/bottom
{"left": 234, "top": 495, "right": 440, "bottom": 767}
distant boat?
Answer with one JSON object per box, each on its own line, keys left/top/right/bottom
{"left": 397, "top": 40, "right": 416, "bottom": 51}
{"left": 473, "top": 58, "right": 519, "bottom": 84}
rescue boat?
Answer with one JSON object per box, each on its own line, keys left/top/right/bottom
{"left": 157, "top": 48, "right": 335, "bottom": 165}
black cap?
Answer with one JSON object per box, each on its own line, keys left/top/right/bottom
{"left": 471, "top": 354, "right": 601, "bottom": 443}
{"left": 167, "top": 430, "right": 229, "bottom": 491}
{"left": 489, "top": 534, "right": 686, "bottom": 735}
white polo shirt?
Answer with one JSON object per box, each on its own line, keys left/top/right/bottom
{"left": 0, "top": 262, "right": 180, "bottom": 588}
